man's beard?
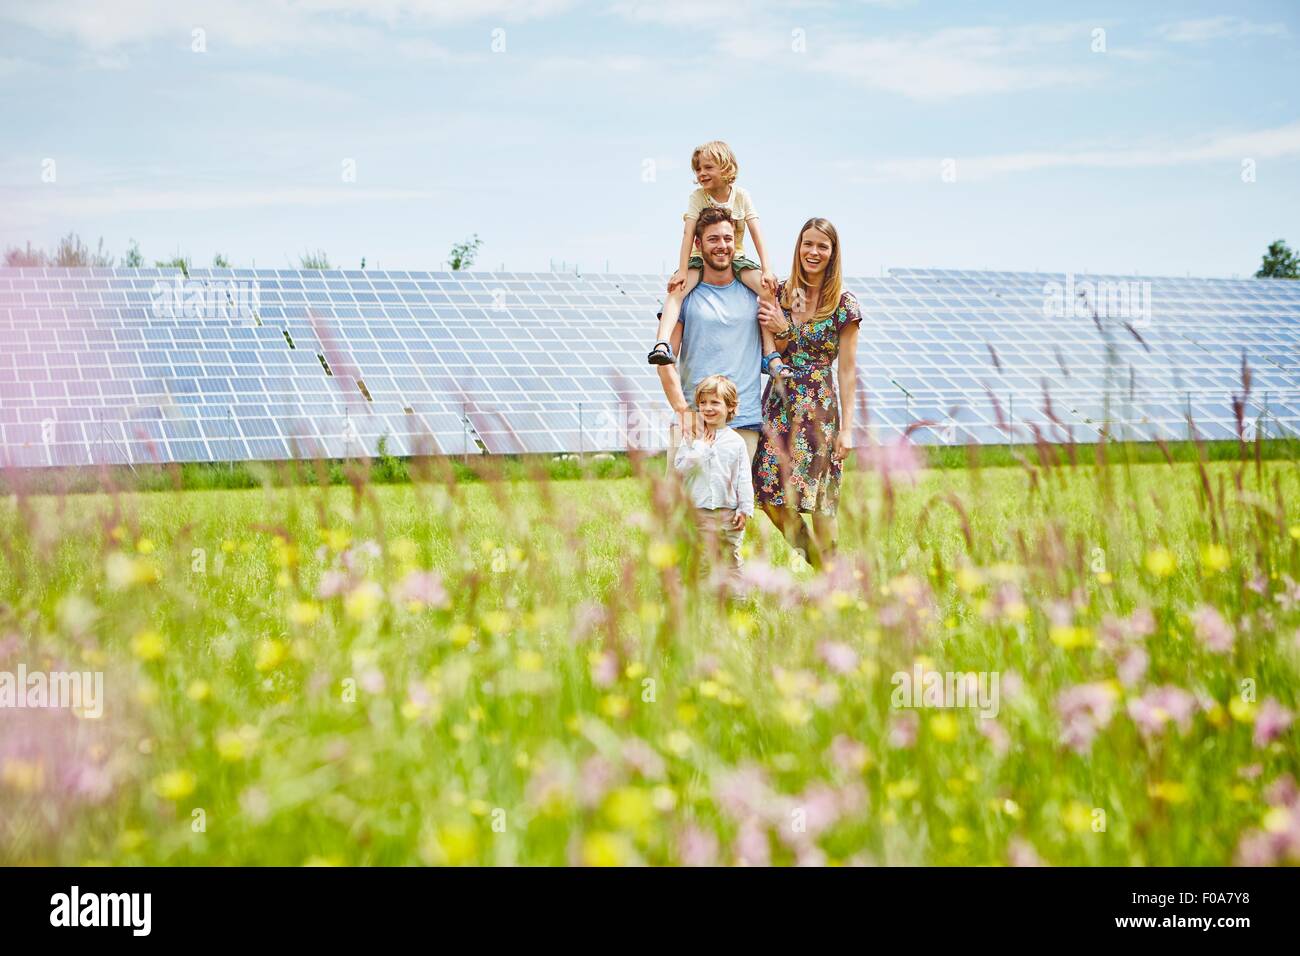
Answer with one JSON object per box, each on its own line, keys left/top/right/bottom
{"left": 707, "top": 253, "right": 734, "bottom": 272}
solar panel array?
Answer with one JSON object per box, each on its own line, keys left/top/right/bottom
{"left": 1, "top": 266, "right": 1297, "bottom": 468}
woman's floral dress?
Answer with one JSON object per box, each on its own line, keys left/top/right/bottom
{"left": 753, "top": 282, "right": 862, "bottom": 516}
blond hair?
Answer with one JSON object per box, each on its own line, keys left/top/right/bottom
{"left": 780, "top": 217, "right": 843, "bottom": 322}
{"left": 694, "top": 374, "right": 739, "bottom": 422}
{"left": 691, "top": 141, "right": 738, "bottom": 186}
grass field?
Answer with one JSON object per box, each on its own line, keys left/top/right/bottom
{"left": 1, "top": 447, "right": 1298, "bottom": 865}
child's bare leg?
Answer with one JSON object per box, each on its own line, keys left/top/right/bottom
{"left": 653, "top": 270, "right": 701, "bottom": 345}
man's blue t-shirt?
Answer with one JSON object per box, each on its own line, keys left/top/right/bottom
{"left": 677, "top": 278, "right": 762, "bottom": 429}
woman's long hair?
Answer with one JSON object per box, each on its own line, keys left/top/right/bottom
{"left": 780, "top": 217, "right": 842, "bottom": 322}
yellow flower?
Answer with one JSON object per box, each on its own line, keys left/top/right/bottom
{"left": 480, "top": 610, "right": 511, "bottom": 635}
{"left": 698, "top": 680, "right": 720, "bottom": 699}
{"left": 581, "top": 831, "right": 631, "bottom": 867}
{"left": 604, "top": 787, "right": 655, "bottom": 831}
{"left": 956, "top": 566, "right": 983, "bottom": 593}
{"left": 1049, "top": 625, "right": 1094, "bottom": 650}
{"left": 1200, "top": 544, "right": 1231, "bottom": 574}
{"left": 186, "top": 679, "right": 211, "bottom": 703}
{"left": 516, "top": 650, "right": 544, "bottom": 673}
{"left": 106, "top": 552, "right": 160, "bottom": 589}
{"left": 323, "top": 528, "right": 351, "bottom": 553}
{"left": 449, "top": 623, "right": 475, "bottom": 647}
{"left": 1229, "top": 697, "right": 1256, "bottom": 723}
{"left": 949, "top": 826, "right": 971, "bottom": 844}
{"left": 216, "top": 729, "right": 254, "bottom": 762}
{"left": 109, "top": 524, "right": 126, "bottom": 542}
{"left": 388, "top": 537, "right": 418, "bottom": 563}
{"left": 1095, "top": 571, "right": 1113, "bottom": 585}
{"left": 1, "top": 757, "right": 45, "bottom": 793}
{"left": 289, "top": 601, "right": 322, "bottom": 626}
{"left": 1144, "top": 548, "right": 1177, "bottom": 578}
{"left": 663, "top": 731, "right": 692, "bottom": 757}
{"left": 221, "top": 539, "right": 236, "bottom": 553}
{"left": 451, "top": 723, "right": 472, "bottom": 742}
{"left": 598, "top": 695, "right": 630, "bottom": 719}
{"left": 1148, "top": 781, "right": 1189, "bottom": 803}
{"left": 432, "top": 822, "right": 479, "bottom": 865}
{"left": 344, "top": 582, "right": 382, "bottom": 621}
{"left": 1263, "top": 806, "right": 1291, "bottom": 832}
{"left": 130, "top": 629, "right": 166, "bottom": 662}
{"left": 675, "top": 703, "right": 698, "bottom": 725}
{"left": 153, "top": 769, "right": 197, "bottom": 801}
{"left": 136, "top": 537, "right": 155, "bottom": 554}
{"left": 1289, "top": 525, "right": 1300, "bottom": 541}
{"left": 778, "top": 698, "right": 811, "bottom": 726}
{"left": 647, "top": 540, "right": 676, "bottom": 569}
{"left": 255, "top": 640, "right": 288, "bottom": 672}
{"left": 1061, "top": 801, "right": 1093, "bottom": 833}
{"left": 117, "top": 829, "right": 146, "bottom": 853}
{"left": 885, "top": 779, "right": 919, "bottom": 801}
{"left": 625, "top": 661, "right": 646, "bottom": 680}
{"left": 929, "top": 713, "right": 960, "bottom": 742}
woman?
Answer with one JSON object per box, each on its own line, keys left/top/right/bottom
{"left": 753, "top": 217, "right": 861, "bottom": 569}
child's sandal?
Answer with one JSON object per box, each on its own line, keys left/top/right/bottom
{"left": 647, "top": 340, "right": 676, "bottom": 366}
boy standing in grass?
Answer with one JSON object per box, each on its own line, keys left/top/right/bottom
{"left": 673, "top": 374, "right": 753, "bottom": 589}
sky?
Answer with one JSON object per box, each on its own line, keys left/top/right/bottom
{"left": 0, "top": 0, "right": 1297, "bottom": 278}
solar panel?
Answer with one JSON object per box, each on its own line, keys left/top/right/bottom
{"left": 1, "top": 267, "right": 1297, "bottom": 468}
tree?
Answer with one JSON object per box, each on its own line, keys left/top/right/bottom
{"left": 1256, "top": 239, "right": 1299, "bottom": 279}
{"left": 124, "top": 239, "right": 144, "bottom": 268}
{"left": 300, "top": 249, "right": 331, "bottom": 269}
{"left": 54, "top": 232, "right": 114, "bottom": 267}
{"left": 213, "top": 252, "right": 231, "bottom": 268}
{"left": 448, "top": 234, "right": 483, "bottom": 271}
{"left": 4, "top": 241, "right": 47, "bottom": 267}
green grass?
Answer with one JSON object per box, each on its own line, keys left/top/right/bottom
{"left": 1, "top": 449, "right": 1298, "bottom": 865}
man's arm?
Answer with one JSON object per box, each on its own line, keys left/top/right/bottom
{"left": 656, "top": 321, "right": 698, "bottom": 439}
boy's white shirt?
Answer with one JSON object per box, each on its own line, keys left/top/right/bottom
{"left": 673, "top": 425, "right": 755, "bottom": 516}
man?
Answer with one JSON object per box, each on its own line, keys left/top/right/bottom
{"left": 655, "top": 206, "right": 764, "bottom": 473}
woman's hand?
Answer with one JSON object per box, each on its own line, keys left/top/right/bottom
{"left": 833, "top": 431, "right": 854, "bottom": 463}
{"left": 757, "top": 299, "right": 787, "bottom": 337}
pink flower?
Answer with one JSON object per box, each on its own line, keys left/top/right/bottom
{"left": 578, "top": 755, "right": 617, "bottom": 808}
{"left": 571, "top": 602, "right": 608, "bottom": 644}
{"left": 391, "top": 570, "right": 448, "bottom": 609}
{"left": 858, "top": 435, "right": 922, "bottom": 481}
{"left": 817, "top": 640, "right": 859, "bottom": 675}
{"left": 1192, "top": 605, "right": 1234, "bottom": 654}
{"left": 1254, "top": 698, "right": 1294, "bottom": 748}
{"left": 1127, "top": 685, "right": 1197, "bottom": 738}
{"left": 978, "top": 718, "right": 1011, "bottom": 756}
{"left": 714, "top": 764, "right": 775, "bottom": 823}
{"left": 590, "top": 651, "right": 619, "bottom": 689}
{"left": 888, "top": 711, "right": 919, "bottom": 749}
{"left": 676, "top": 824, "right": 719, "bottom": 866}
{"left": 316, "top": 569, "right": 351, "bottom": 599}
{"left": 1056, "top": 682, "right": 1119, "bottom": 754}
{"left": 1117, "top": 647, "right": 1149, "bottom": 688}
{"left": 1008, "top": 838, "right": 1047, "bottom": 867}
{"left": 729, "top": 560, "right": 797, "bottom": 604}
{"left": 733, "top": 817, "right": 772, "bottom": 866}
{"left": 621, "top": 738, "right": 665, "bottom": 780}
{"left": 828, "top": 735, "right": 871, "bottom": 774}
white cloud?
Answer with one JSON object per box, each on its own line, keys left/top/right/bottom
{"left": 3, "top": 185, "right": 441, "bottom": 221}
{"left": 846, "top": 121, "right": 1300, "bottom": 183}
{"left": 1156, "top": 16, "right": 1289, "bottom": 44}
{"left": 718, "top": 22, "right": 1105, "bottom": 100}
{"left": 0, "top": 0, "right": 575, "bottom": 53}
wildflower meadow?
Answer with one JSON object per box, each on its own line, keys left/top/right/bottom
{"left": 1, "top": 438, "right": 1297, "bottom": 867}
